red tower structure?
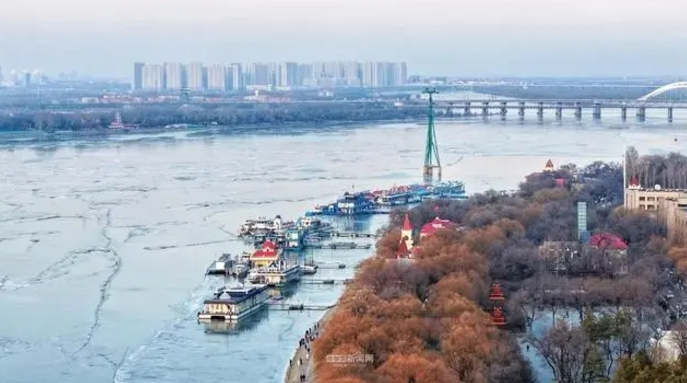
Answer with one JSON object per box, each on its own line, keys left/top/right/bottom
{"left": 488, "top": 283, "right": 505, "bottom": 302}
{"left": 488, "top": 283, "right": 506, "bottom": 326}
{"left": 491, "top": 307, "right": 506, "bottom": 326}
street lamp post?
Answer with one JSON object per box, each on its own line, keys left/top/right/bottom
{"left": 623, "top": 141, "right": 627, "bottom": 202}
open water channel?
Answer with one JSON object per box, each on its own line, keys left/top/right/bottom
{"left": 1, "top": 110, "right": 687, "bottom": 383}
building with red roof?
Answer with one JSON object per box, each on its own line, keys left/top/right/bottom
{"left": 388, "top": 214, "right": 458, "bottom": 262}
{"left": 419, "top": 217, "right": 457, "bottom": 239}
{"left": 250, "top": 240, "right": 281, "bottom": 268}
{"left": 538, "top": 233, "right": 629, "bottom": 276}
{"left": 588, "top": 233, "right": 628, "bottom": 250}
{"left": 400, "top": 214, "right": 414, "bottom": 253}
{"left": 588, "top": 233, "right": 629, "bottom": 274}
{"left": 628, "top": 176, "right": 640, "bottom": 189}
{"left": 396, "top": 238, "right": 411, "bottom": 259}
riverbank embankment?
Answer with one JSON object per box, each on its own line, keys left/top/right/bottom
{"left": 284, "top": 306, "right": 338, "bottom": 383}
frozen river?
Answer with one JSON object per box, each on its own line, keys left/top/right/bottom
{"left": 1, "top": 114, "right": 686, "bottom": 383}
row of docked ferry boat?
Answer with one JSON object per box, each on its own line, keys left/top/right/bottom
{"left": 307, "top": 180, "right": 466, "bottom": 216}
{"left": 238, "top": 215, "right": 333, "bottom": 249}
{"left": 198, "top": 180, "right": 467, "bottom": 327}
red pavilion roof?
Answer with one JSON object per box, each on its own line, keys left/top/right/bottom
{"left": 252, "top": 240, "right": 279, "bottom": 258}
{"left": 420, "top": 217, "right": 456, "bottom": 236}
{"left": 589, "top": 233, "right": 628, "bottom": 250}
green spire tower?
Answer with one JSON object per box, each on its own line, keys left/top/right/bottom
{"left": 422, "top": 87, "right": 441, "bottom": 185}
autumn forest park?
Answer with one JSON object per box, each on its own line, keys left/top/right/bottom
{"left": 308, "top": 148, "right": 687, "bottom": 383}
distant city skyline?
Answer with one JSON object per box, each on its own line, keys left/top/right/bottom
{"left": 132, "top": 61, "right": 409, "bottom": 91}
{"left": 2, "top": 0, "right": 687, "bottom": 78}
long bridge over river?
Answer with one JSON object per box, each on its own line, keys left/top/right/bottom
{"left": 414, "top": 81, "right": 687, "bottom": 122}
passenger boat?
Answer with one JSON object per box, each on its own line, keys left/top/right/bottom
{"left": 232, "top": 263, "right": 249, "bottom": 278}
{"left": 308, "top": 191, "right": 376, "bottom": 216}
{"left": 197, "top": 284, "right": 269, "bottom": 322}
{"left": 297, "top": 216, "right": 333, "bottom": 235}
{"left": 238, "top": 215, "right": 294, "bottom": 238}
{"left": 306, "top": 181, "right": 466, "bottom": 217}
{"left": 247, "top": 259, "right": 302, "bottom": 287}
{"left": 427, "top": 181, "right": 467, "bottom": 200}
{"left": 206, "top": 253, "right": 233, "bottom": 275}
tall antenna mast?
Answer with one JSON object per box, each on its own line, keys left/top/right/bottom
{"left": 422, "top": 87, "right": 441, "bottom": 185}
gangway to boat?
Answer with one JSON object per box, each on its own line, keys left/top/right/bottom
{"left": 316, "top": 263, "right": 347, "bottom": 269}
{"left": 331, "top": 231, "right": 381, "bottom": 238}
{"left": 305, "top": 241, "right": 372, "bottom": 250}
{"left": 300, "top": 278, "right": 352, "bottom": 285}
{"left": 267, "top": 303, "right": 337, "bottom": 311}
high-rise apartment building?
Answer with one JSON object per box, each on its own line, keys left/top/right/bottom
{"left": 343, "top": 62, "right": 361, "bottom": 87}
{"left": 385, "top": 62, "right": 399, "bottom": 87}
{"left": 207, "top": 64, "right": 229, "bottom": 91}
{"left": 278, "top": 62, "right": 299, "bottom": 88}
{"left": 163, "top": 63, "right": 184, "bottom": 90}
{"left": 297, "top": 64, "right": 312, "bottom": 87}
{"left": 133, "top": 62, "right": 144, "bottom": 90}
{"left": 311, "top": 62, "right": 325, "bottom": 82}
{"left": 230, "top": 63, "right": 243, "bottom": 91}
{"left": 142, "top": 64, "right": 164, "bottom": 91}
{"left": 398, "top": 62, "right": 408, "bottom": 86}
{"left": 361, "top": 62, "right": 375, "bottom": 87}
{"left": 324, "top": 62, "right": 342, "bottom": 79}
{"left": 249, "top": 63, "right": 270, "bottom": 87}
{"left": 186, "top": 62, "right": 204, "bottom": 91}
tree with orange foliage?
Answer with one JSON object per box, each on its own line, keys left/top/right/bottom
{"left": 377, "top": 353, "right": 458, "bottom": 383}
{"left": 462, "top": 224, "right": 507, "bottom": 256}
{"left": 375, "top": 229, "right": 402, "bottom": 259}
{"left": 441, "top": 310, "right": 496, "bottom": 383}
{"left": 668, "top": 247, "right": 687, "bottom": 276}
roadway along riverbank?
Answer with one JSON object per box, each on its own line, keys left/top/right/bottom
{"left": 284, "top": 306, "right": 338, "bottom": 383}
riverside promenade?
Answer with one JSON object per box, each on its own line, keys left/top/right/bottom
{"left": 284, "top": 307, "right": 338, "bottom": 383}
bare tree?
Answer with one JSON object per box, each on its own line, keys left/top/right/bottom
{"left": 529, "top": 320, "right": 588, "bottom": 383}
{"left": 670, "top": 322, "right": 687, "bottom": 357}
{"left": 511, "top": 289, "right": 542, "bottom": 332}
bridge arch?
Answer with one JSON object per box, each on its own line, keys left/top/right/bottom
{"left": 638, "top": 82, "right": 687, "bottom": 101}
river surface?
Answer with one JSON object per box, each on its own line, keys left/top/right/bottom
{"left": 1, "top": 111, "right": 687, "bottom": 383}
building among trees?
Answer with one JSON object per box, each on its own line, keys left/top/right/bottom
{"left": 538, "top": 233, "right": 629, "bottom": 276}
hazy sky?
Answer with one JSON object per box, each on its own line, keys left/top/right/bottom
{"left": 1, "top": 0, "right": 686, "bottom": 78}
